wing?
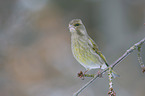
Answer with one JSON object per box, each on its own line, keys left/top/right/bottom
{"left": 87, "top": 37, "right": 109, "bottom": 66}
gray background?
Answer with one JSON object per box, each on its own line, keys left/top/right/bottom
{"left": 0, "top": 0, "right": 145, "bottom": 96}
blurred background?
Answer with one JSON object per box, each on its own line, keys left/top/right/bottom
{"left": 0, "top": 0, "right": 145, "bottom": 96}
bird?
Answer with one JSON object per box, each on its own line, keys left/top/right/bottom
{"left": 68, "top": 19, "right": 118, "bottom": 78}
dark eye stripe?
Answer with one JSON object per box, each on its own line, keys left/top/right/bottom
{"left": 74, "top": 23, "right": 80, "bottom": 26}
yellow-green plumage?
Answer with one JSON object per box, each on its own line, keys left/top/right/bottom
{"left": 69, "top": 19, "right": 108, "bottom": 71}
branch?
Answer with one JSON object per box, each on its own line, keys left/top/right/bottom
{"left": 111, "top": 37, "right": 145, "bottom": 68}
{"left": 73, "top": 37, "right": 145, "bottom": 96}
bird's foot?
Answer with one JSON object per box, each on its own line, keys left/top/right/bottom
{"left": 78, "top": 71, "right": 85, "bottom": 80}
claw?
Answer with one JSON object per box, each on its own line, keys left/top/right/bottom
{"left": 77, "top": 71, "right": 85, "bottom": 80}
{"left": 77, "top": 70, "right": 89, "bottom": 80}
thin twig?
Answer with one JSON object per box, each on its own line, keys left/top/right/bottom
{"left": 137, "top": 44, "right": 145, "bottom": 72}
{"left": 108, "top": 67, "right": 116, "bottom": 96}
{"left": 111, "top": 38, "right": 145, "bottom": 68}
{"left": 73, "top": 69, "right": 108, "bottom": 96}
{"left": 73, "top": 37, "right": 145, "bottom": 96}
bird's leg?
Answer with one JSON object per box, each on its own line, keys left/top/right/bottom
{"left": 83, "top": 70, "right": 89, "bottom": 75}
{"left": 97, "top": 66, "right": 102, "bottom": 78}
{"left": 82, "top": 70, "right": 89, "bottom": 80}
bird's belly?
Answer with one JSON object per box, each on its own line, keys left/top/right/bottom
{"left": 72, "top": 45, "right": 102, "bottom": 69}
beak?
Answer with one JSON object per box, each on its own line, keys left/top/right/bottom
{"left": 68, "top": 25, "right": 76, "bottom": 32}
{"left": 68, "top": 25, "right": 72, "bottom": 29}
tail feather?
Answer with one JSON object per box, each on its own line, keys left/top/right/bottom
{"left": 112, "top": 70, "right": 120, "bottom": 78}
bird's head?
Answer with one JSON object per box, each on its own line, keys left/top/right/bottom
{"left": 68, "top": 19, "right": 87, "bottom": 36}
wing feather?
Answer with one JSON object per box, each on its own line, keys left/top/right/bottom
{"left": 87, "top": 37, "right": 108, "bottom": 66}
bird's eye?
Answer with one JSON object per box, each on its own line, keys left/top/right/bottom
{"left": 74, "top": 23, "right": 80, "bottom": 26}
